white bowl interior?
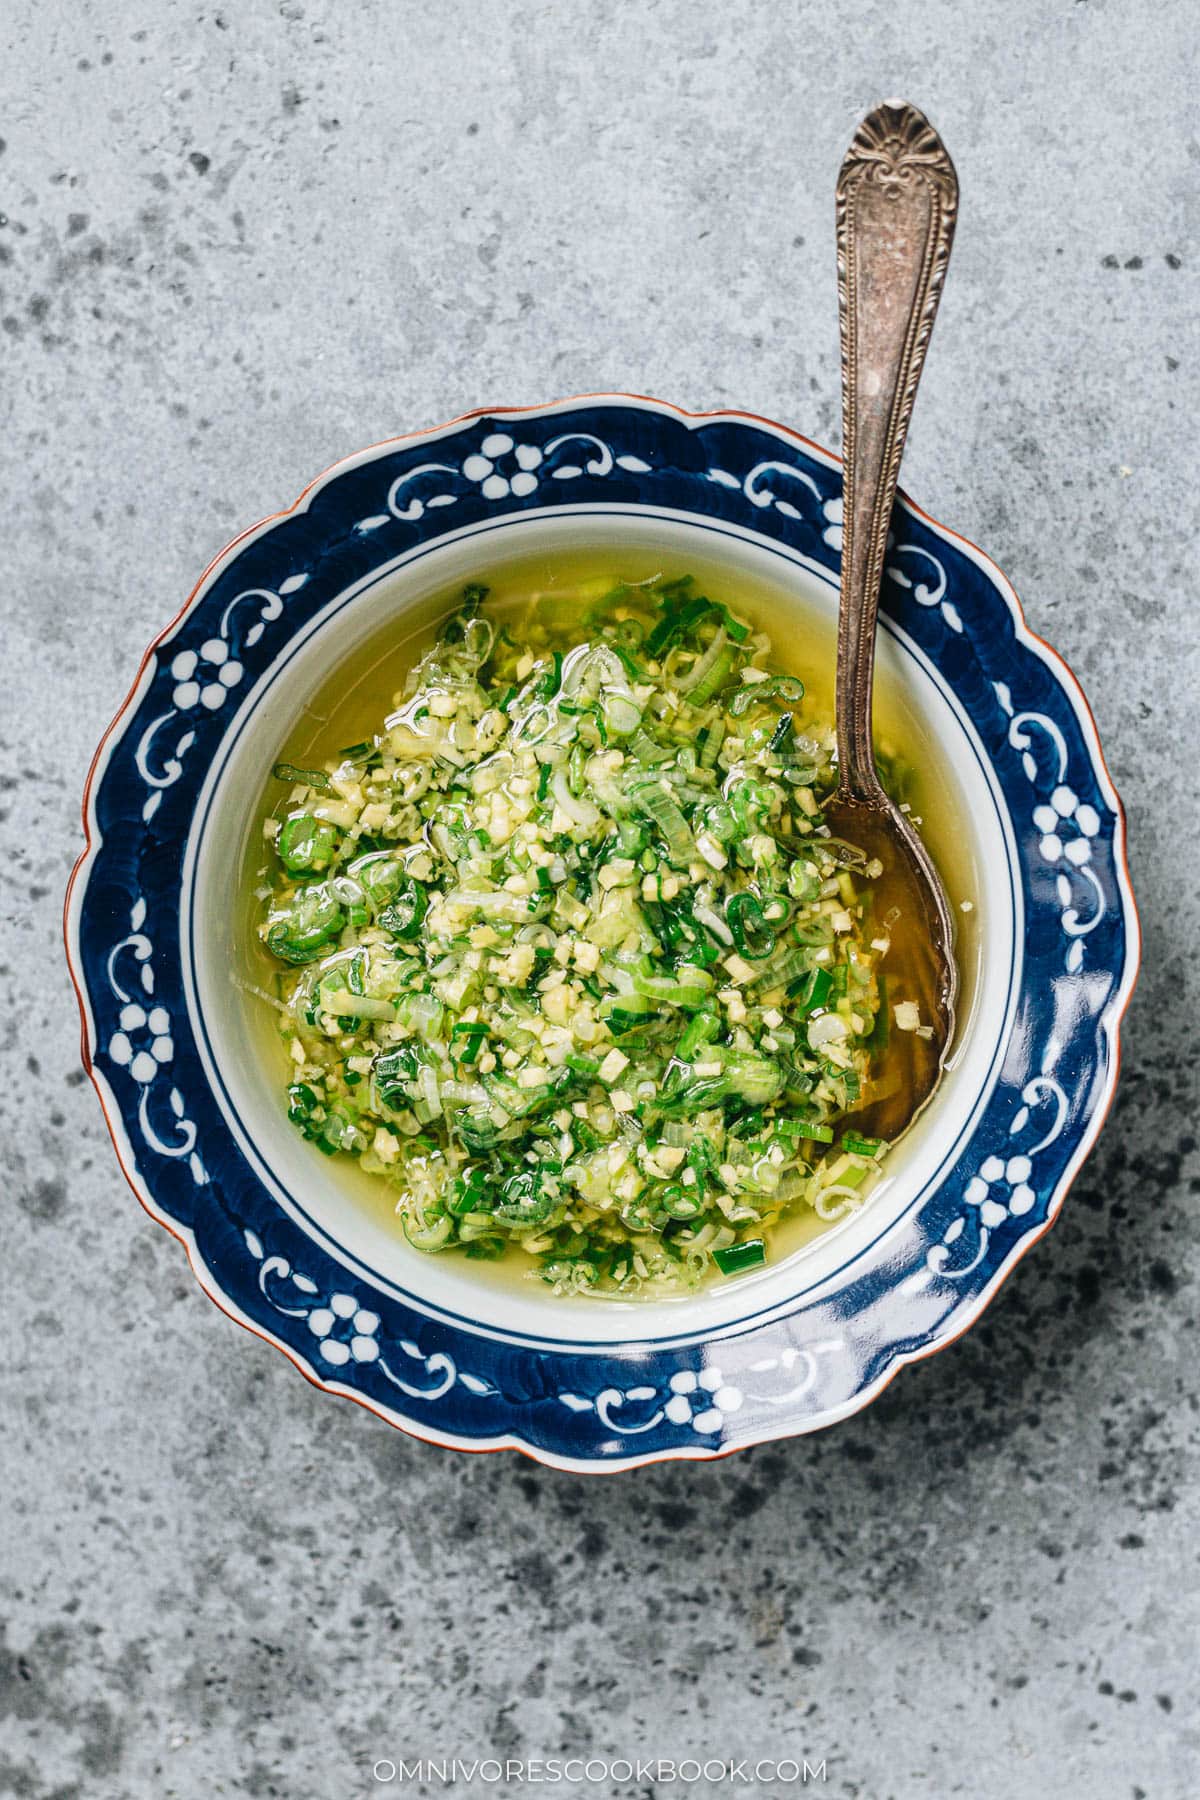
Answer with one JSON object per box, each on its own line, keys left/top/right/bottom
{"left": 184, "top": 506, "right": 1019, "bottom": 1347}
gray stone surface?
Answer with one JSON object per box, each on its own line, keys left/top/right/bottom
{"left": 2, "top": 2, "right": 1196, "bottom": 1796}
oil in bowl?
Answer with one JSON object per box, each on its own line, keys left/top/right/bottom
{"left": 234, "top": 549, "right": 978, "bottom": 1301}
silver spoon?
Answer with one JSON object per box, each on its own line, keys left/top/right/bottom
{"left": 822, "top": 100, "right": 960, "bottom": 1141}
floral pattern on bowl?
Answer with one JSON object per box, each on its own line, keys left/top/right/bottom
{"left": 66, "top": 396, "right": 1138, "bottom": 1471}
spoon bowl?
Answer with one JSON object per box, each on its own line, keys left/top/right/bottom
{"left": 822, "top": 789, "right": 955, "bottom": 1140}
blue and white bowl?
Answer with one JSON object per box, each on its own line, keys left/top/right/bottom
{"left": 66, "top": 395, "right": 1139, "bottom": 1471}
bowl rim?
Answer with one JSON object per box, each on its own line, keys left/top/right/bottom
{"left": 64, "top": 391, "right": 1140, "bottom": 1472}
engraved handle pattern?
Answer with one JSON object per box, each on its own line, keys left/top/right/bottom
{"left": 835, "top": 101, "right": 958, "bottom": 796}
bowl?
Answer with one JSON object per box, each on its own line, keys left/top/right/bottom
{"left": 65, "top": 395, "right": 1139, "bottom": 1470}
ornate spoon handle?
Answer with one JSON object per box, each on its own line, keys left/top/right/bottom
{"left": 835, "top": 101, "right": 958, "bottom": 797}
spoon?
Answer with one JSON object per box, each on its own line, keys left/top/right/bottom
{"left": 823, "top": 100, "right": 960, "bottom": 1141}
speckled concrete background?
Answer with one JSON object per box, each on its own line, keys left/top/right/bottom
{"left": 2, "top": 3, "right": 1196, "bottom": 1797}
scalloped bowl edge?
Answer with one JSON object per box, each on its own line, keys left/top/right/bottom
{"left": 63, "top": 393, "right": 1140, "bottom": 1471}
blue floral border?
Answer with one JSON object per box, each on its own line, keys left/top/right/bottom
{"left": 69, "top": 400, "right": 1136, "bottom": 1468}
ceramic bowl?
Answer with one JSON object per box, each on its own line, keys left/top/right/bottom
{"left": 66, "top": 395, "right": 1138, "bottom": 1470}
